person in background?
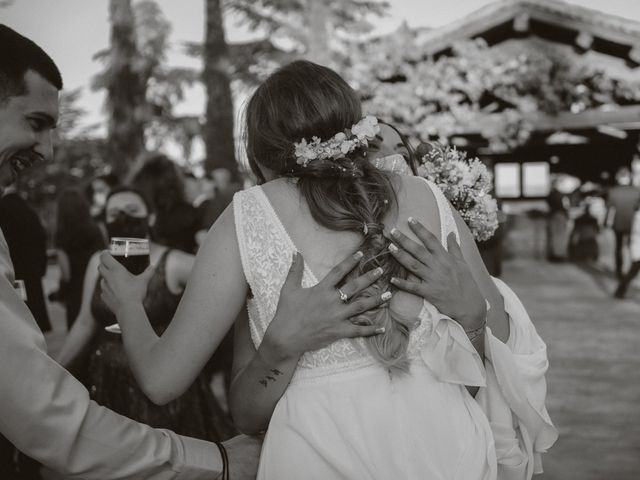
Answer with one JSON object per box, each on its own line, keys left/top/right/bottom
{"left": 55, "top": 186, "right": 237, "bottom": 442}
{"left": 198, "top": 168, "right": 242, "bottom": 238}
{"left": 0, "top": 183, "right": 51, "bottom": 333}
{"left": 614, "top": 197, "right": 640, "bottom": 298}
{"left": 129, "top": 154, "right": 201, "bottom": 253}
{"left": 547, "top": 177, "right": 570, "bottom": 262}
{"left": 606, "top": 167, "right": 640, "bottom": 278}
{"left": 568, "top": 200, "right": 600, "bottom": 263}
{"left": 53, "top": 187, "right": 105, "bottom": 329}
{"left": 88, "top": 173, "right": 119, "bottom": 221}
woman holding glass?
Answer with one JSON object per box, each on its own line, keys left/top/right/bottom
{"left": 55, "top": 185, "right": 237, "bottom": 442}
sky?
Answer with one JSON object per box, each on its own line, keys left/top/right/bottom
{"left": 3, "top": 0, "right": 640, "bottom": 143}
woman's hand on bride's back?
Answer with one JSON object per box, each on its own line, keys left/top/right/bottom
{"left": 387, "top": 219, "right": 487, "bottom": 331}
{"left": 263, "top": 251, "right": 390, "bottom": 360}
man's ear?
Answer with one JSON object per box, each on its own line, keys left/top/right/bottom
{"left": 148, "top": 213, "right": 156, "bottom": 227}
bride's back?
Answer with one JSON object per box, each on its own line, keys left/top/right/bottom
{"left": 243, "top": 59, "right": 445, "bottom": 371}
{"left": 260, "top": 173, "right": 442, "bottom": 325}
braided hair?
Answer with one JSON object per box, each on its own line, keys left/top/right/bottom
{"left": 245, "top": 60, "right": 414, "bottom": 372}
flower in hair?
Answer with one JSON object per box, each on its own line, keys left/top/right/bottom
{"left": 293, "top": 116, "right": 380, "bottom": 167}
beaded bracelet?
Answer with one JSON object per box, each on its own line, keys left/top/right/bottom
{"left": 464, "top": 318, "right": 487, "bottom": 342}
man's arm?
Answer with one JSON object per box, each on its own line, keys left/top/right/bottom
{"left": 0, "top": 231, "right": 222, "bottom": 479}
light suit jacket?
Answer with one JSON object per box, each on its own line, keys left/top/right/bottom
{"left": 0, "top": 227, "right": 221, "bottom": 479}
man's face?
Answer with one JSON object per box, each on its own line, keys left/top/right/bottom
{"left": 0, "top": 70, "right": 59, "bottom": 187}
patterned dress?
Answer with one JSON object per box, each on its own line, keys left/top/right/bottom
{"left": 88, "top": 249, "right": 237, "bottom": 441}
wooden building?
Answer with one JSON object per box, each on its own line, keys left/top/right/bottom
{"left": 415, "top": 0, "right": 640, "bottom": 199}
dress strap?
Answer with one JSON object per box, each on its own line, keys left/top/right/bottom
{"left": 419, "top": 178, "right": 460, "bottom": 248}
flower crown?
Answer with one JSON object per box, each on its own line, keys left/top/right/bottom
{"left": 293, "top": 116, "right": 380, "bottom": 167}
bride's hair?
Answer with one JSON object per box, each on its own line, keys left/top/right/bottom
{"left": 245, "top": 60, "right": 412, "bottom": 372}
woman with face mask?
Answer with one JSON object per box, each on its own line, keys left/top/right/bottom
{"left": 55, "top": 186, "right": 236, "bottom": 442}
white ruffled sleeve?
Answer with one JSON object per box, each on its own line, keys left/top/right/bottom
{"left": 419, "top": 302, "right": 487, "bottom": 387}
{"left": 475, "top": 277, "right": 558, "bottom": 479}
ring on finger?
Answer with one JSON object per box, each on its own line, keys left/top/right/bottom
{"left": 337, "top": 288, "right": 348, "bottom": 303}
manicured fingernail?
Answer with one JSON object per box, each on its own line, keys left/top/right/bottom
{"left": 390, "top": 228, "right": 400, "bottom": 238}
{"left": 388, "top": 243, "right": 398, "bottom": 253}
{"left": 390, "top": 277, "right": 397, "bottom": 284}
{"left": 373, "top": 267, "right": 383, "bottom": 277}
{"left": 381, "top": 291, "right": 392, "bottom": 301}
{"left": 376, "top": 327, "right": 386, "bottom": 334}
{"left": 408, "top": 217, "right": 416, "bottom": 224}
{"left": 354, "top": 251, "right": 364, "bottom": 260}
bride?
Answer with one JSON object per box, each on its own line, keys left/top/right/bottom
{"left": 100, "top": 60, "right": 556, "bottom": 479}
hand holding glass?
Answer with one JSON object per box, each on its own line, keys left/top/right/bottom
{"left": 104, "top": 237, "right": 150, "bottom": 334}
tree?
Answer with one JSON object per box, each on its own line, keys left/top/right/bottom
{"left": 203, "top": 0, "right": 238, "bottom": 179}
{"left": 94, "top": 0, "right": 200, "bottom": 179}
{"left": 222, "top": 0, "right": 388, "bottom": 72}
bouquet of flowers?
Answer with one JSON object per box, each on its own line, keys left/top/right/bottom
{"left": 417, "top": 143, "right": 499, "bottom": 242}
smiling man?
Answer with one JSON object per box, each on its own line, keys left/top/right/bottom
{"left": 0, "top": 24, "right": 261, "bottom": 479}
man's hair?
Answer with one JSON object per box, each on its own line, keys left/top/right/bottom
{"left": 0, "top": 24, "right": 63, "bottom": 101}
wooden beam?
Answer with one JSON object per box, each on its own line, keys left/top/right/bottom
{"left": 513, "top": 13, "right": 530, "bottom": 33}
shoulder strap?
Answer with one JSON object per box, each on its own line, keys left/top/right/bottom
{"left": 419, "top": 178, "right": 460, "bottom": 247}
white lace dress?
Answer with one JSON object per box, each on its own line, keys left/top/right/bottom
{"left": 233, "top": 179, "right": 557, "bottom": 480}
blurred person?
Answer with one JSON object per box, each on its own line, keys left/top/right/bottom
{"left": 0, "top": 183, "right": 51, "bottom": 333}
{"left": 568, "top": 200, "right": 600, "bottom": 263}
{"left": 198, "top": 168, "right": 242, "bottom": 238}
{"left": 129, "top": 154, "right": 200, "bottom": 253}
{"left": 53, "top": 187, "right": 105, "bottom": 329}
{"left": 606, "top": 167, "right": 640, "bottom": 278}
{"left": 89, "top": 172, "right": 119, "bottom": 219}
{"left": 546, "top": 177, "right": 570, "bottom": 262}
{"left": 614, "top": 197, "right": 640, "bottom": 298}
{"left": 0, "top": 23, "right": 261, "bottom": 479}
{"left": 56, "top": 186, "right": 237, "bottom": 442}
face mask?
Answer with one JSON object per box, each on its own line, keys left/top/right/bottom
{"left": 106, "top": 212, "right": 149, "bottom": 240}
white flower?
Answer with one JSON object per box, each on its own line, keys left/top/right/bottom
{"left": 351, "top": 115, "right": 379, "bottom": 140}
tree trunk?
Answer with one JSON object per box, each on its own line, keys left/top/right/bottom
{"left": 203, "top": 0, "right": 238, "bottom": 179}
{"left": 304, "top": 0, "right": 330, "bottom": 66}
{"left": 106, "top": 0, "right": 147, "bottom": 180}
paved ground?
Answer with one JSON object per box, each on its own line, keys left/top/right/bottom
{"left": 502, "top": 259, "right": 640, "bottom": 480}
{"left": 39, "top": 246, "right": 640, "bottom": 479}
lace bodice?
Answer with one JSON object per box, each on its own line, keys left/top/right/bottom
{"left": 233, "top": 178, "right": 459, "bottom": 382}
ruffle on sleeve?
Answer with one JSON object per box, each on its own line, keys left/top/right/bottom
{"left": 476, "top": 278, "right": 558, "bottom": 479}
{"left": 419, "top": 301, "right": 486, "bottom": 387}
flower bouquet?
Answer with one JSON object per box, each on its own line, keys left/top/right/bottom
{"left": 417, "top": 143, "right": 499, "bottom": 242}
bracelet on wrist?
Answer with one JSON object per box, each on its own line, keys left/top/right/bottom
{"left": 464, "top": 317, "right": 487, "bottom": 342}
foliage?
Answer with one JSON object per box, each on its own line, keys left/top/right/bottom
{"left": 343, "top": 35, "right": 640, "bottom": 151}
{"left": 92, "top": 0, "right": 201, "bottom": 168}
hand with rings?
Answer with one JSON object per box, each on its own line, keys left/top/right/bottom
{"left": 263, "top": 250, "right": 391, "bottom": 360}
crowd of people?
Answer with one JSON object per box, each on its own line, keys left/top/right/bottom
{"left": 546, "top": 162, "right": 640, "bottom": 299}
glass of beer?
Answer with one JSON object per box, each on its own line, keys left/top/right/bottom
{"left": 104, "top": 237, "right": 150, "bottom": 334}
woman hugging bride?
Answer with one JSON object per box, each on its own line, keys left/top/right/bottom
{"left": 100, "top": 60, "right": 556, "bottom": 480}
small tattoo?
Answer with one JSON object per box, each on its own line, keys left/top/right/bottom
{"left": 271, "top": 369, "right": 283, "bottom": 376}
{"left": 259, "top": 379, "right": 268, "bottom": 388}
{"left": 266, "top": 376, "right": 276, "bottom": 382}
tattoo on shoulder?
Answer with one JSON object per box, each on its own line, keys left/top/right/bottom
{"left": 271, "top": 369, "right": 283, "bottom": 376}
{"left": 259, "top": 379, "right": 268, "bottom": 388}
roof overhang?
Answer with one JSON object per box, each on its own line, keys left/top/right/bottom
{"left": 418, "top": 0, "right": 640, "bottom": 63}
